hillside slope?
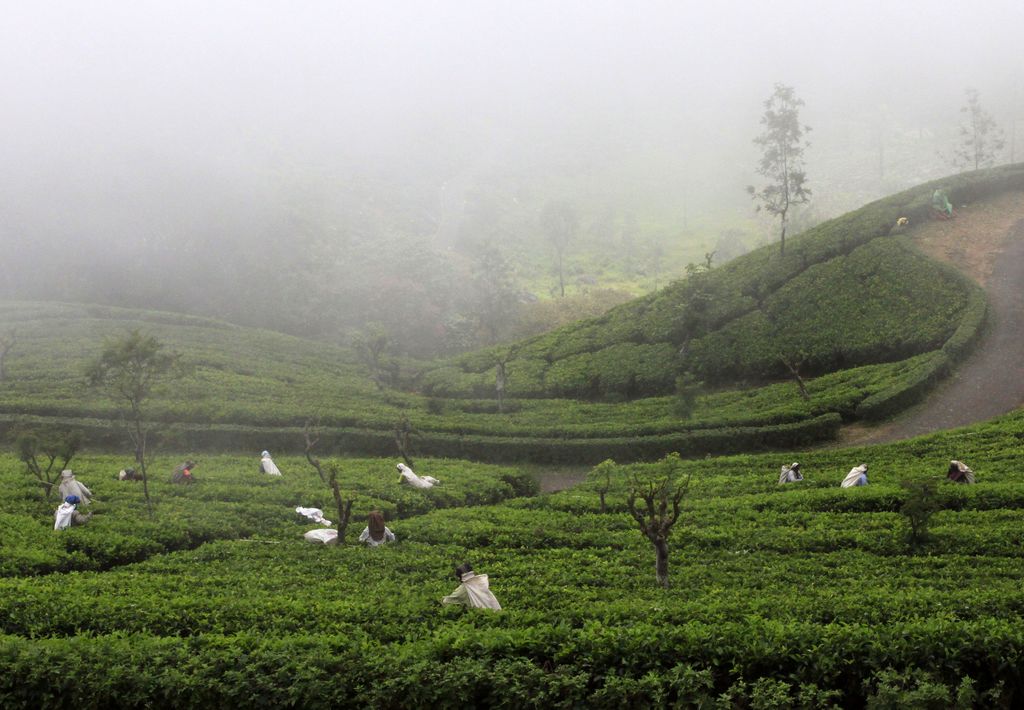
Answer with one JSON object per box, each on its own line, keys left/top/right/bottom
{"left": 847, "top": 195, "right": 1024, "bottom": 444}
{"left": 2, "top": 167, "right": 1021, "bottom": 461}
{"left": 424, "top": 166, "right": 1024, "bottom": 401}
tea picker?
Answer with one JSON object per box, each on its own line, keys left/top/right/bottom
{"left": 54, "top": 495, "right": 91, "bottom": 530}
{"left": 58, "top": 469, "right": 93, "bottom": 505}
{"left": 397, "top": 462, "right": 439, "bottom": 489}
{"left": 259, "top": 450, "right": 282, "bottom": 476}
{"left": 841, "top": 463, "right": 869, "bottom": 488}
{"left": 358, "top": 510, "right": 396, "bottom": 547}
{"left": 947, "top": 460, "right": 975, "bottom": 484}
{"left": 442, "top": 562, "right": 501, "bottom": 610}
{"left": 171, "top": 460, "right": 197, "bottom": 484}
{"left": 778, "top": 462, "right": 803, "bottom": 484}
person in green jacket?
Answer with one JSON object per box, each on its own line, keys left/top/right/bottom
{"left": 932, "top": 189, "right": 954, "bottom": 218}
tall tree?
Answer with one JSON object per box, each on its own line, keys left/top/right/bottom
{"left": 540, "top": 201, "right": 578, "bottom": 298}
{"left": 86, "top": 330, "right": 183, "bottom": 516}
{"left": 748, "top": 84, "right": 812, "bottom": 256}
{"left": 954, "top": 88, "right": 1005, "bottom": 172}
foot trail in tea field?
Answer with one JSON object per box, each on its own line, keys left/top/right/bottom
{"left": 842, "top": 190, "right": 1024, "bottom": 446}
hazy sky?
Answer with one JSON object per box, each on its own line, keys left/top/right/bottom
{"left": 1, "top": 0, "right": 1022, "bottom": 293}
{"left": 4, "top": 1, "right": 1020, "bottom": 163}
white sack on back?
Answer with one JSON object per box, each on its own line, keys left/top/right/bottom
{"left": 303, "top": 528, "right": 339, "bottom": 545}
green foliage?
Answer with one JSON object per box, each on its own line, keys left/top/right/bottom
{"left": 749, "top": 83, "right": 812, "bottom": 255}
{"left": 425, "top": 165, "right": 1024, "bottom": 409}
{"left": 900, "top": 479, "right": 941, "bottom": 550}
{"left": 16, "top": 427, "right": 82, "bottom": 501}
{"left": 85, "top": 329, "right": 184, "bottom": 407}
{"left": 588, "top": 458, "right": 616, "bottom": 513}
{"left": 8, "top": 406, "right": 1024, "bottom": 703}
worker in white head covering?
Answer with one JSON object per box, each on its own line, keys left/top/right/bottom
{"left": 841, "top": 463, "right": 869, "bottom": 488}
{"left": 58, "top": 470, "right": 93, "bottom": 505}
{"left": 397, "top": 462, "right": 439, "bottom": 489}
{"left": 442, "top": 562, "right": 501, "bottom": 610}
{"left": 779, "top": 462, "right": 803, "bottom": 484}
{"left": 259, "top": 450, "right": 282, "bottom": 476}
{"left": 947, "top": 460, "right": 975, "bottom": 484}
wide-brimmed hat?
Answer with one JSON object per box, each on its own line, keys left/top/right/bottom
{"left": 61, "top": 470, "right": 74, "bottom": 479}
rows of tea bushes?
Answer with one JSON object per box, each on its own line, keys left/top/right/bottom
{"left": 0, "top": 453, "right": 533, "bottom": 576}
{"left": 5, "top": 408, "right": 1024, "bottom": 705}
{"left": 0, "top": 299, "right": 968, "bottom": 462}
{"left": 425, "top": 165, "right": 1024, "bottom": 400}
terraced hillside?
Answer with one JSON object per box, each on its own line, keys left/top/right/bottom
{"left": 5, "top": 410, "right": 1024, "bottom": 705}
{"left": 2, "top": 166, "right": 1021, "bottom": 462}
{"left": 0, "top": 301, "right": 965, "bottom": 463}
{"left": 426, "top": 166, "right": 1024, "bottom": 403}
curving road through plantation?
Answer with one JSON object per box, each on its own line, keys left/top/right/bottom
{"left": 843, "top": 190, "right": 1024, "bottom": 445}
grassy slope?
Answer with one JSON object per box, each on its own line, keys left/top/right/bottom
{"left": 4, "top": 410, "right": 1024, "bottom": 704}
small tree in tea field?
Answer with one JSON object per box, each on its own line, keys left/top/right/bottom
{"left": 86, "top": 330, "right": 184, "bottom": 517}
{"left": 18, "top": 428, "right": 82, "bottom": 501}
{"left": 393, "top": 415, "right": 419, "bottom": 468}
{"left": 589, "top": 459, "right": 617, "bottom": 514}
{"left": 303, "top": 421, "right": 354, "bottom": 542}
{"left": 627, "top": 453, "right": 692, "bottom": 588}
{"left": 900, "top": 479, "right": 942, "bottom": 551}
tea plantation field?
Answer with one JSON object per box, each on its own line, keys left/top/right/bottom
{"left": 5, "top": 167, "right": 1024, "bottom": 462}
{"left": 0, "top": 301, "right": 978, "bottom": 464}
{"left": 5, "top": 408, "right": 1024, "bottom": 707}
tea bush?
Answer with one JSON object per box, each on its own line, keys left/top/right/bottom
{"left": 6, "top": 406, "right": 1024, "bottom": 705}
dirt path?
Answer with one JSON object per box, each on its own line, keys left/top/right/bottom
{"left": 841, "top": 190, "right": 1024, "bottom": 446}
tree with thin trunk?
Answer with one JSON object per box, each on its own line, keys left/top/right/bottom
{"left": 86, "top": 330, "right": 183, "bottom": 517}
{"left": 779, "top": 353, "right": 810, "bottom": 401}
{"left": 353, "top": 323, "right": 397, "bottom": 391}
{"left": 303, "top": 421, "right": 354, "bottom": 543}
{"left": 493, "top": 345, "right": 519, "bottom": 414}
{"left": 540, "top": 201, "right": 578, "bottom": 298}
{"left": 748, "top": 84, "right": 812, "bottom": 256}
{"left": 900, "top": 479, "right": 941, "bottom": 552}
{"left": 393, "top": 415, "right": 419, "bottom": 468}
{"left": 589, "top": 459, "right": 616, "bottom": 514}
{"left": 954, "top": 87, "right": 1005, "bottom": 172}
{"left": 18, "top": 429, "right": 82, "bottom": 501}
{"left": 626, "top": 453, "right": 691, "bottom": 588}
{"left": 0, "top": 329, "right": 15, "bottom": 382}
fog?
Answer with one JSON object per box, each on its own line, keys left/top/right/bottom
{"left": 1, "top": 1, "right": 1022, "bottom": 354}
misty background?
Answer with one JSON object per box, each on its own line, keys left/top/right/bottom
{"left": 1, "top": 0, "right": 1022, "bottom": 357}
